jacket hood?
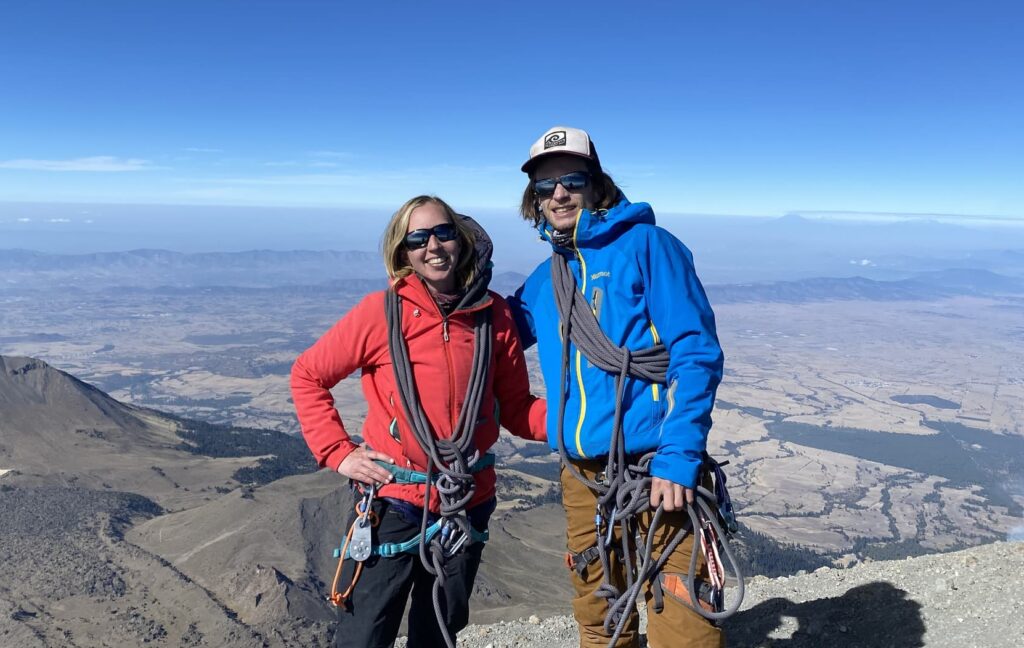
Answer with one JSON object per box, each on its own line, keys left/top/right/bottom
{"left": 456, "top": 213, "right": 494, "bottom": 309}
{"left": 536, "top": 194, "right": 655, "bottom": 251}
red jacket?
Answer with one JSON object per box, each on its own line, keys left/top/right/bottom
{"left": 291, "top": 274, "right": 547, "bottom": 511}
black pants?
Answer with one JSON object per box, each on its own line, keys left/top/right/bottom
{"left": 333, "top": 499, "right": 487, "bottom": 648}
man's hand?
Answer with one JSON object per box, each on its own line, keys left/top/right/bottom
{"left": 650, "top": 477, "right": 695, "bottom": 512}
{"left": 337, "top": 446, "right": 395, "bottom": 486}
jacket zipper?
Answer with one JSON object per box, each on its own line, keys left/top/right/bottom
{"left": 572, "top": 216, "right": 589, "bottom": 458}
{"left": 414, "top": 275, "right": 491, "bottom": 438}
{"left": 649, "top": 322, "right": 661, "bottom": 402}
{"left": 441, "top": 314, "right": 456, "bottom": 431}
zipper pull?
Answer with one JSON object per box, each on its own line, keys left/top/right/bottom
{"left": 442, "top": 319, "right": 449, "bottom": 342}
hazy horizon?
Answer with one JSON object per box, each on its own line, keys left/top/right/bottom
{"left": 4, "top": 200, "right": 1024, "bottom": 284}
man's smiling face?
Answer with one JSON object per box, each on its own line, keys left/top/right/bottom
{"left": 533, "top": 156, "right": 596, "bottom": 233}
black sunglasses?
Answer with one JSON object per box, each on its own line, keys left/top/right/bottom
{"left": 403, "top": 223, "right": 459, "bottom": 249}
{"left": 533, "top": 171, "right": 591, "bottom": 197}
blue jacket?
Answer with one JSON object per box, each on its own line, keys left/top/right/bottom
{"left": 508, "top": 196, "right": 724, "bottom": 488}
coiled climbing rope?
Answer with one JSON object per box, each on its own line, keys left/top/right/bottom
{"left": 385, "top": 287, "right": 493, "bottom": 648}
{"left": 550, "top": 252, "right": 744, "bottom": 647}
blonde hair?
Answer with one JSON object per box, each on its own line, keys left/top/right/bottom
{"left": 381, "top": 195, "right": 477, "bottom": 290}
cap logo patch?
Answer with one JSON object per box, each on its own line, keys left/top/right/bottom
{"left": 544, "top": 131, "right": 567, "bottom": 149}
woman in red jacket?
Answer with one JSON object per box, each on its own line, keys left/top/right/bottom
{"left": 291, "top": 195, "right": 546, "bottom": 648}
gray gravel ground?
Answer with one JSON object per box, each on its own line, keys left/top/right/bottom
{"left": 397, "top": 541, "right": 1023, "bottom": 648}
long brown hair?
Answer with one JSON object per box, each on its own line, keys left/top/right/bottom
{"left": 381, "top": 195, "right": 477, "bottom": 290}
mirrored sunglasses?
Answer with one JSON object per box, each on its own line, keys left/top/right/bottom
{"left": 403, "top": 223, "right": 459, "bottom": 250}
{"left": 533, "top": 171, "right": 591, "bottom": 197}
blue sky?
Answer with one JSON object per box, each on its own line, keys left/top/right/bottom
{"left": 1, "top": 0, "right": 1022, "bottom": 219}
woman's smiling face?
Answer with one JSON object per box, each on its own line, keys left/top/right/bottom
{"left": 404, "top": 202, "right": 460, "bottom": 293}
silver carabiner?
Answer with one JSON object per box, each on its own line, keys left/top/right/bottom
{"left": 350, "top": 485, "right": 377, "bottom": 563}
{"left": 445, "top": 521, "right": 469, "bottom": 557}
{"left": 605, "top": 506, "right": 617, "bottom": 545}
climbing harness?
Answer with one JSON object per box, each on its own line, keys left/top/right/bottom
{"left": 330, "top": 458, "right": 494, "bottom": 561}
{"left": 550, "top": 252, "right": 744, "bottom": 647}
{"left": 372, "top": 452, "right": 496, "bottom": 486}
{"left": 327, "top": 286, "right": 493, "bottom": 648}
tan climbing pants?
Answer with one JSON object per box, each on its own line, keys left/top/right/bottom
{"left": 561, "top": 459, "right": 725, "bottom": 648}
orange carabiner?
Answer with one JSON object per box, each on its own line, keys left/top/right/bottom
{"left": 328, "top": 500, "right": 381, "bottom": 607}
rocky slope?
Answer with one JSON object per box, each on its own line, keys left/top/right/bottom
{"left": 422, "top": 540, "right": 1023, "bottom": 648}
{"left": 4, "top": 355, "right": 1021, "bottom": 647}
{"left": 0, "top": 357, "right": 571, "bottom": 645}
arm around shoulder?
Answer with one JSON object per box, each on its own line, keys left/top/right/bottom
{"left": 506, "top": 278, "right": 538, "bottom": 350}
{"left": 490, "top": 294, "right": 547, "bottom": 442}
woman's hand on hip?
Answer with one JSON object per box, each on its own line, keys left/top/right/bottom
{"left": 338, "top": 446, "right": 395, "bottom": 486}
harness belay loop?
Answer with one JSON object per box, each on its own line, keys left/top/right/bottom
{"left": 550, "top": 252, "right": 745, "bottom": 646}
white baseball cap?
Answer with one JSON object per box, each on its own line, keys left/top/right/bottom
{"left": 521, "top": 126, "right": 602, "bottom": 174}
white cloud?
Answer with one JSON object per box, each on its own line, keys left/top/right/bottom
{"left": 48, "top": 218, "right": 71, "bottom": 223}
{"left": 163, "top": 163, "right": 518, "bottom": 208}
{"left": 186, "top": 173, "right": 367, "bottom": 187}
{"left": 0, "top": 156, "right": 157, "bottom": 172}
{"left": 16, "top": 217, "right": 31, "bottom": 222}
{"left": 184, "top": 147, "right": 223, "bottom": 153}
{"left": 308, "top": 150, "right": 353, "bottom": 159}
{"left": 794, "top": 210, "right": 1024, "bottom": 226}
{"left": 183, "top": 164, "right": 508, "bottom": 188}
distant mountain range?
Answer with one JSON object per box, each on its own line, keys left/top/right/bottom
{"left": 706, "top": 268, "right": 1024, "bottom": 304}
{"left": 4, "top": 248, "right": 1023, "bottom": 303}
{"left": 0, "top": 248, "right": 384, "bottom": 288}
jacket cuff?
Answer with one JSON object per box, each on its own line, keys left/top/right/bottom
{"left": 650, "top": 451, "right": 701, "bottom": 489}
{"left": 324, "top": 439, "right": 360, "bottom": 472}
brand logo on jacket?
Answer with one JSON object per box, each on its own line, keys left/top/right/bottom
{"left": 544, "top": 131, "right": 567, "bottom": 149}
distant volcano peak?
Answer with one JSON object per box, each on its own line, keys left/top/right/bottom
{"left": 1, "top": 355, "right": 133, "bottom": 422}
{"left": 0, "top": 355, "right": 168, "bottom": 464}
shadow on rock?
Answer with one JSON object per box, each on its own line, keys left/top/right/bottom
{"left": 722, "top": 581, "right": 925, "bottom": 647}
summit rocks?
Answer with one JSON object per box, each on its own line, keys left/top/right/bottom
{"left": 416, "top": 541, "right": 1023, "bottom": 648}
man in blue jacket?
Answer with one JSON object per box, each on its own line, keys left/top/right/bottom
{"left": 508, "top": 126, "right": 725, "bottom": 647}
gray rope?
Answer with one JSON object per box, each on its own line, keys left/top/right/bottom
{"left": 386, "top": 288, "right": 493, "bottom": 648}
{"left": 550, "top": 252, "right": 669, "bottom": 381}
{"left": 549, "top": 252, "right": 743, "bottom": 646}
